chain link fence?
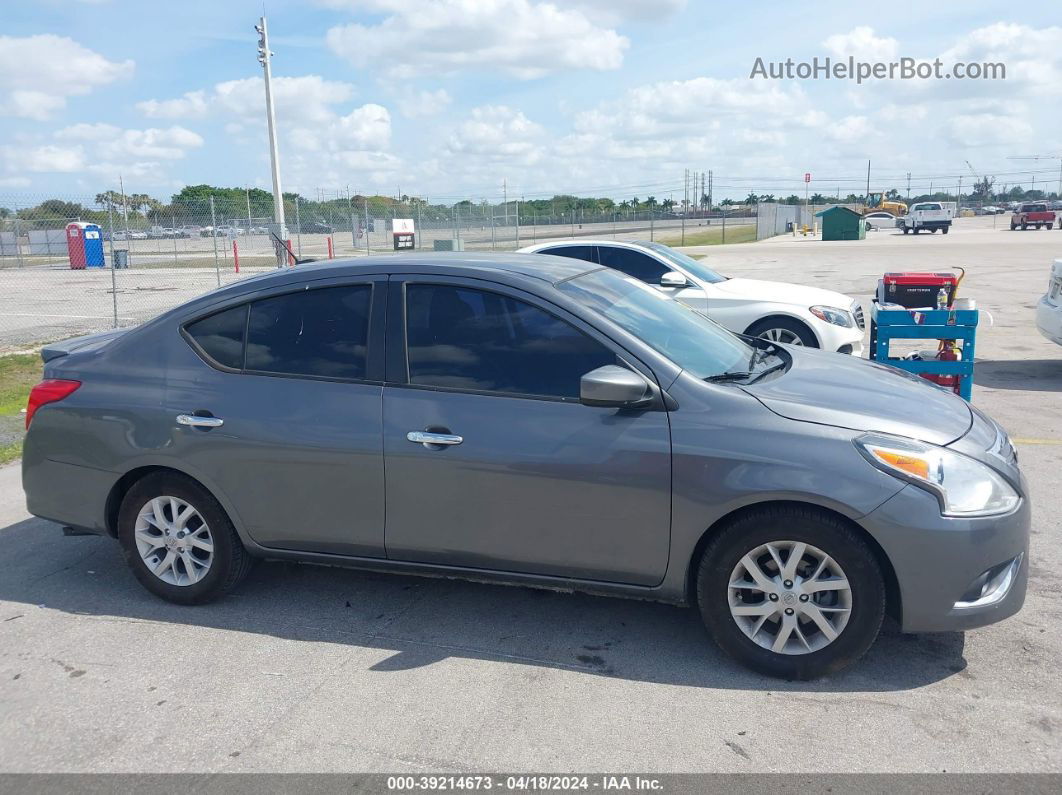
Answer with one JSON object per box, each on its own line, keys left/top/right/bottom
{"left": 0, "top": 192, "right": 756, "bottom": 350}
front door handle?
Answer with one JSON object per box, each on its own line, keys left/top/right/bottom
{"left": 407, "top": 431, "right": 462, "bottom": 447}
{"left": 177, "top": 414, "right": 224, "bottom": 429}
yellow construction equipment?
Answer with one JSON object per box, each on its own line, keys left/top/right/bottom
{"left": 864, "top": 191, "right": 908, "bottom": 216}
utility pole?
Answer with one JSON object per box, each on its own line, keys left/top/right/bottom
{"left": 958, "top": 176, "right": 963, "bottom": 207}
{"left": 707, "top": 170, "right": 713, "bottom": 216}
{"left": 682, "top": 168, "right": 687, "bottom": 245}
{"left": 502, "top": 178, "right": 508, "bottom": 226}
{"left": 255, "top": 16, "right": 287, "bottom": 268}
{"left": 906, "top": 172, "right": 911, "bottom": 204}
{"left": 865, "top": 159, "right": 871, "bottom": 205}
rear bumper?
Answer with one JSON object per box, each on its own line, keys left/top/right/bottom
{"left": 22, "top": 453, "right": 117, "bottom": 536}
{"left": 861, "top": 484, "right": 1030, "bottom": 633}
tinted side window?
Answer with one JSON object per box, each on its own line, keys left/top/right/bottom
{"left": 245, "top": 286, "right": 371, "bottom": 379}
{"left": 597, "top": 247, "right": 670, "bottom": 284}
{"left": 540, "top": 245, "right": 596, "bottom": 263}
{"left": 405, "top": 284, "right": 615, "bottom": 398}
{"left": 186, "top": 305, "right": 247, "bottom": 369}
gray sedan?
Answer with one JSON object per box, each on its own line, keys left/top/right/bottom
{"left": 22, "top": 254, "right": 1029, "bottom": 679}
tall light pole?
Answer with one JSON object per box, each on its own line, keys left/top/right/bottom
{"left": 256, "top": 16, "right": 287, "bottom": 268}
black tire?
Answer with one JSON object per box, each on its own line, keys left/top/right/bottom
{"left": 695, "top": 505, "right": 886, "bottom": 679}
{"left": 942, "top": 226, "right": 949, "bottom": 235}
{"left": 1021, "top": 223, "right": 1028, "bottom": 230}
{"left": 902, "top": 226, "right": 910, "bottom": 235}
{"left": 930, "top": 228, "right": 938, "bottom": 233}
{"left": 1010, "top": 224, "right": 1017, "bottom": 230}
{"left": 746, "top": 316, "right": 818, "bottom": 347}
{"left": 913, "top": 227, "right": 921, "bottom": 234}
{"left": 117, "top": 471, "right": 254, "bottom": 605}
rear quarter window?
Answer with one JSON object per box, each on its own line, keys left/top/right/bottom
{"left": 184, "top": 305, "right": 247, "bottom": 369}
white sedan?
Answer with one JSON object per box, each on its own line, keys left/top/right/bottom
{"left": 863, "top": 211, "right": 899, "bottom": 232}
{"left": 518, "top": 239, "right": 865, "bottom": 354}
{"left": 1036, "top": 258, "right": 1062, "bottom": 346}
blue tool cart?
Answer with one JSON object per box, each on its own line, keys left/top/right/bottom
{"left": 870, "top": 304, "right": 979, "bottom": 401}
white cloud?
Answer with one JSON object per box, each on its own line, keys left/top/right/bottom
{"left": 56, "top": 124, "right": 204, "bottom": 160}
{"left": 3, "top": 125, "right": 202, "bottom": 186}
{"left": 397, "top": 89, "right": 452, "bottom": 119}
{"left": 326, "top": 0, "right": 628, "bottom": 79}
{"left": 944, "top": 113, "right": 1033, "bottom": 147}
{"left": 140, "top": 75, "right": 357, "bottom": 125}
{"left": 573, "top": 77, "right": 813, "bottom": 143}
{"left": 2, "top": 144, "right": 85, "bottom": 173}
{"left": 447, "top": 105, "right": 546, "bottom": 164}
{"left": 824, "top": 115, "right": 874, "bottom": 143}
{"left": 823, "top": 26, "right": 899, "bottom": 61}
{"left": 0, "top": 34, "right": 133, "bottom": 120}
{"left": 136, "top": 90, "right": 210, "bottom": 119}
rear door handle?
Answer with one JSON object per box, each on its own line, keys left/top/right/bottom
{"left": 407, "top": 431, "right": 462, "bottom": 447}
{"left": 177, "top": 414, "right": 224, "bottom": 429}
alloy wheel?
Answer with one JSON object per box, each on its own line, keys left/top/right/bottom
{"left": 758, "top": 328, "right": 804, "bottom": 345}
{"left": 134, "top": 496, "right": 214, "bottom": 586}
{"left": 727, "top": 540, "right": 852, "bottom": 655}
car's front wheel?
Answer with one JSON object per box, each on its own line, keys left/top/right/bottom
{"left": 695, "top": 506, "right": 886, "bottom": 679}
{"left": 747, "top": 317, "right": 818, "bottom": 347}
{"left": 118, "top": 472, "right": 254, "bottom": 605}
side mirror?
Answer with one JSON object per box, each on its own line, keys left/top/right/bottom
{"left": 580, "top": 365, "right": 652, "bottom": 408}
{"left": 659, "top": 271, "right": 689, "bottom": 288}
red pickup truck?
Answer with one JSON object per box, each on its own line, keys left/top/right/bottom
{"left": 1010, "top": 202, "right": 1057, "bottom": 230}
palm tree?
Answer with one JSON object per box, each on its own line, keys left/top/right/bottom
{"left": 745, "top": 192, "right": 759, "bottom": 205}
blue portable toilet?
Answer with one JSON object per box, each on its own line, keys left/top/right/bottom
{"left": 65, "top": 222, "right": 105, "bottom": 269}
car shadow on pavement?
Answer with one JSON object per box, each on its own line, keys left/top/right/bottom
{"left": 0, "top": 517, "right": 969, "bottom": 693}
{"left": 974, "top": 359, "right": 1062, "bottom": 392}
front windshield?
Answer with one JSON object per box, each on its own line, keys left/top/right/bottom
{"left": 640, "top": 241, "right": 727, "bottom": 284}
{"left": 558, "top": 268, "right": 754, "bottom": 379}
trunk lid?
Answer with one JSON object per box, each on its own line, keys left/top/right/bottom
{"left": 41, "top": 328, "right": 130, "bottom": 363}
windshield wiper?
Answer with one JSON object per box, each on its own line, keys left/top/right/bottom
{"left": 704, "top": 371, "right": 755, "bottom": 383}
{"left": 746, "top": 361, "right": 788, "bottom": 383}
{"left": 747, "top": 343, "right": 777, "bottom": 370}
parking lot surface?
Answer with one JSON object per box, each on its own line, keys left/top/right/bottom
{"left": 1, "top": 215, "right": 1060, "bottom": 772}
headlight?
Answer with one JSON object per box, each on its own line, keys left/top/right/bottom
{"left": 809, "top": 305, "right": 854, "bottom": 327}
{"left": 856, "top": 433, "right": 1019, "bottom": 517}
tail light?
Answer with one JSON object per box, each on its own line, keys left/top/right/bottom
{"left": 26, "top": 380, "right": 81, "bottom": 429}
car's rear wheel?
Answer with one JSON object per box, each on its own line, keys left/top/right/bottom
{"left": 117, "top": 472, "right": 254, "bottom": 604}
{"left": 747, "top": 317, "right": 817, "bottom": 347}
{"left": 695, "top": 506, "right": 885, "bottom": 679}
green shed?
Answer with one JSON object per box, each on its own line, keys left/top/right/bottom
{"left": 815, "top": 206, "right": 866, "bottom": 241}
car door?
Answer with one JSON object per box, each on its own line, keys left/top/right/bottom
{"left": 382, "top": 276, "right": 673, "bottom": 586}
{"left": 168, "top": 276, "right": 386, "bottom": 557}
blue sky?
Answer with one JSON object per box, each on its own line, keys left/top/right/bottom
{"left": 2, "top": 0, "right": 1060, "bottom": 203}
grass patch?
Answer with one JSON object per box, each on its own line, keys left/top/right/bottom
{"left": 0, "top": 439, "right": 21, "bottom": 466}
{"left": 658, "top": 224, "right": 757, "bottom": 247}
{"left": 0, "top": 352, "right": 40, "bottom": 466}
{"left": 0, "top": 353, "right": 40, "bottom": 415}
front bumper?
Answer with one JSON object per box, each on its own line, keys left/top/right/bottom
{"left": 815, "top": 319, "right": 864, "bottom": 356}
{"left": 1036, "top": 294, "right": 1062, "bottom": 346}
{"left": 860, "top": 484, "right": 1030, "bottom": 633}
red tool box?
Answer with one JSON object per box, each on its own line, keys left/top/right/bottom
{"left": 877, "top": 272, "right": 959, "bottom": 309}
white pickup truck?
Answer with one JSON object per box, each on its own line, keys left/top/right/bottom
{"left": 898, "top": 202, "right": 954, "bottom": 235}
